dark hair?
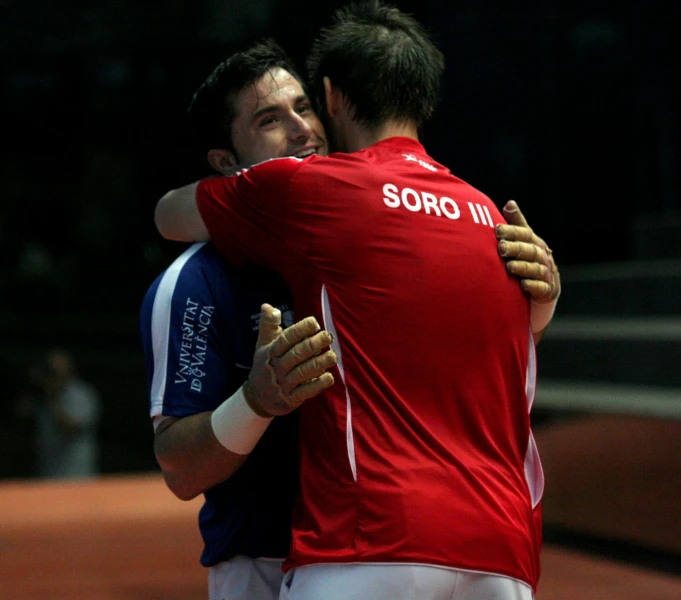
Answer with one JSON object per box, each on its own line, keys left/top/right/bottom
{"left": 307, "top": 1, "right": 445, "bottom": 128}
{"left": 188, "top": 39, "right": 305, "bottom": 153}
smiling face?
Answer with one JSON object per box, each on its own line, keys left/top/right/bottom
{"left": 229, "top": 67, "right": 328, "bottom": 168}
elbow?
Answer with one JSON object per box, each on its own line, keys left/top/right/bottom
{"left": 154, "top": 186, "right": 210, "bottom": 243}
{"left": 154, "top": 192, "right": 176, "bottom": 240}
{"left": 170, "top": 484, "right": 202, "bottom": 503}
{"left": 159, "top": 466, "right": 202, "bottom": 501}
{"left": 154, "top": 448, "right": 203, "bottom": 501}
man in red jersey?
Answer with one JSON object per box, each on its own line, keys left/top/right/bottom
{"left": 156, "top": 3, "right": 559, "bottom": 598}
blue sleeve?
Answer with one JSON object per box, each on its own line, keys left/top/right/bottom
{"left": 140, "top": 243, "right": 240, "bottom": 419}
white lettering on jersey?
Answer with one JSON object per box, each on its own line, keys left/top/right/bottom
{"left": 174, "top": 298, "right": 215, "bottom": 391}
{"left": 467, "top": 202, "right": 495, "bottom": 228}
{"left": 383, "top": 183, "right": 460, "bottom": 220}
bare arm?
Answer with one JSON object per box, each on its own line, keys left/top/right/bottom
{"left": 153, "top": 304, "right": 337, "bottom": 501}
{"left": 155, "top": 182, "right": 210, "bottom": 242}
{"left": 154, "top": 411, "right": 247, "bottom": 501}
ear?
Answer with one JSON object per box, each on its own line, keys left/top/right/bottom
{"left": 207, "top": 149, "right": 239, "bottom": 175}
{"left": 323, "top": 77, "right": 341, "bottom": 118}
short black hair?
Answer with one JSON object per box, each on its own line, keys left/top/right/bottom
{"left": 188, "top": 39, "right": 305, "bottom": 153}
{"left": 307, "top": 1, "right": 445, "bottom": 128}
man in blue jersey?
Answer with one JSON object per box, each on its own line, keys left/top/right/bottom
{"left": 143, "top": 38, "right": 559, "bottom": 600}
{"left": 140, "top": 41, "right": 335, "bottom": 600}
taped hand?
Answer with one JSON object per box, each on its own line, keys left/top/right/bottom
{"left": 244, "top": 304, "right": 337, "bottom": 417}
{"left": 496, "top": 201, "right": 561, "bottom": 303}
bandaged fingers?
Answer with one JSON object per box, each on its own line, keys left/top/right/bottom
{"left": 268, "top": 328, "right": 337, "bottom": 396}
{"left": 255, "top": 304, "right": 283, "bottom": 350}
{"left": 505, "top": 259, "right": 550, "bottom": 283}
{"left": 247, "top": 315, "right": 337, "bottom": 417}
{"left": 520, "top": 279, "right": 555, "bottom": 302}
{"left": 284, "top": 373, "right": 335, "bottom": 409}
{"left": 496, "top": 201, "right": 550, "bottom": 255}
{"left": 497, "top": 200, "right": 561, "bottom": 305}
{"left": 273, "top": 329, "right": 335, "bottom": 373}
{"left": 269, "top": 316, "right": 323, "bottom": 357}
{"left": 496, "top": 223, "right": 544, "bottom": 248}
{"left": 498, "top": 240, "right": 551, "bottom": 265}
{"left": 276, "top": 345, "right": 337, "bottom": 393}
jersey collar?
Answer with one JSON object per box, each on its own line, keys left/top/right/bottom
{"left": 371, "top": 136, "right": 426, "bottom": 154}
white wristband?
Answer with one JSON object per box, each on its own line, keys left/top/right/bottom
{"left": 530, "top": 299, "right": 557, "bottom": 333}
{"left": 211, "top": 385, "right": 273, "bottom": 455}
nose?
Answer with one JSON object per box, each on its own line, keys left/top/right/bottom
{"left": 289, "top": 112, "right": 313, "bottom": 140}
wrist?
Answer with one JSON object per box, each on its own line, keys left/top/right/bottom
{"left": 210, "top": 385, "right": 273, "bottom": 455}
{"left": 530, "top": 298, "right": 558, "bottom": 333}
{"left": 242, "top": 380, "right": 274, "bottom": 418}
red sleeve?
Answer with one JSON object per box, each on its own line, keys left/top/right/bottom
{"left": 196, "top": 156, "right": 304, "bottom": 269}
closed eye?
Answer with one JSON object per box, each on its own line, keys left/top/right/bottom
{"left": 258, "top": 115, "right": 279, "bottom": 128}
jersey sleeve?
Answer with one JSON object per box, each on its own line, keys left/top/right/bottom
{"left": 139, "top": 244, "right": 237, "bottom": 420}
{"left": 196, "top": 157, "right": 306, "bottom": 269}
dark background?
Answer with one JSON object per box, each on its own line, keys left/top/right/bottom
{"left": 1, "top": 0, "right": 679, "bottom": 477}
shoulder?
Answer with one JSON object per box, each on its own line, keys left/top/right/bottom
{"left": 156, "top": 243, "right": 232, "bottom": 290}
{"left": 141, "top": 243, "right": 236, "bottom": 316}
{"left": 243, "top": 156, "right": 320, "bottom": 193}
{"left": 283, "top": 153, "right": 360, "bottom": 187}
{"left": 199, "top": 159, "right": 318, "bottom": 214}
{"left": 165, "top": 242, "right": 222, "bottom": 274}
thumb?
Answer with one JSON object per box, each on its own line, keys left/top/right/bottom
{"left": 256, "top": 303, "right": 282, "bottom": 350}
{"left": 502, "top": 200, "right": 530, "bottom": 228}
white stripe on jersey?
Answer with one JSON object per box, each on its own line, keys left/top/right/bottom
{"left": 482, "top": 205, "right": 494, "bottom": 228}
{"left": 149, "top": 243, "right": 206, "bottom": 417}
{"left": 525, "top": 328, "right": 537, "bottom": 410}
{"left": 475, "top": 204, "right": 488, "bottom": 226}
{"left": 523, "top": 328, "right": 544, "bottom": 508}
{"left": 524, "top": 432, "right": 543, "bottom": 509}
{"left": 321, "top": 284, "right": 358, "bottom": 482}
{"left": 468, "top": 202, "right": 480, "bottom": 223}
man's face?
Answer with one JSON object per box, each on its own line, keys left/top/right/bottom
{"left": 230, "top": 68, "right": 328, "bottom": 168}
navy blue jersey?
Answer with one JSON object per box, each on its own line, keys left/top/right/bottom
{"left": 139, "top": 242, "right": 298, "bottom": 566}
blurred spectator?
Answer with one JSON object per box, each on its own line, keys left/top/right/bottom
{"left": 15, "top": 348, "right": 101, "bottom": 479}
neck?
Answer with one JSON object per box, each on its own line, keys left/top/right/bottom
{"left": 340, "top": 119, "right": 420, "bottom": 153}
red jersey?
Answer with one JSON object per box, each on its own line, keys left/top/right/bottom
{"left": 196, "top": 137, "right": 544, "bottom": 590}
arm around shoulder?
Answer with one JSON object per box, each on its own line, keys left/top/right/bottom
{"left": 155, "top": 182, "right": 211, "bottom": 242}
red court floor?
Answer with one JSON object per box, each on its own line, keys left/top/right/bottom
{"left": 1, "top": 473, "right": 679, "bottom": 600}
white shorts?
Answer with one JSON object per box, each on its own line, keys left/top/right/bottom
{"left": 209, "top": 556, "right": 285, "bottom": 600}
{"left": 279, "top": 563, "right": 534, "bottom": 600}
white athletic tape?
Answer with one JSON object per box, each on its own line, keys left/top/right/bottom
{"left": 211, "top": 385, "right": 273, "bottom": 455}
{"left": 530, "top": 298, "right": 557, "bottom": 333}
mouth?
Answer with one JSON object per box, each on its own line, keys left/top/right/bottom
{"left": 291, "top": 146, "right": 320, "bottom": 159}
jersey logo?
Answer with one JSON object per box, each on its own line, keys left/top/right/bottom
{"left": 174, "top": 299, "right": 215, "bottom": 392}
{"left": 403, "top": 154, "right": 437, "bottom": 172}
